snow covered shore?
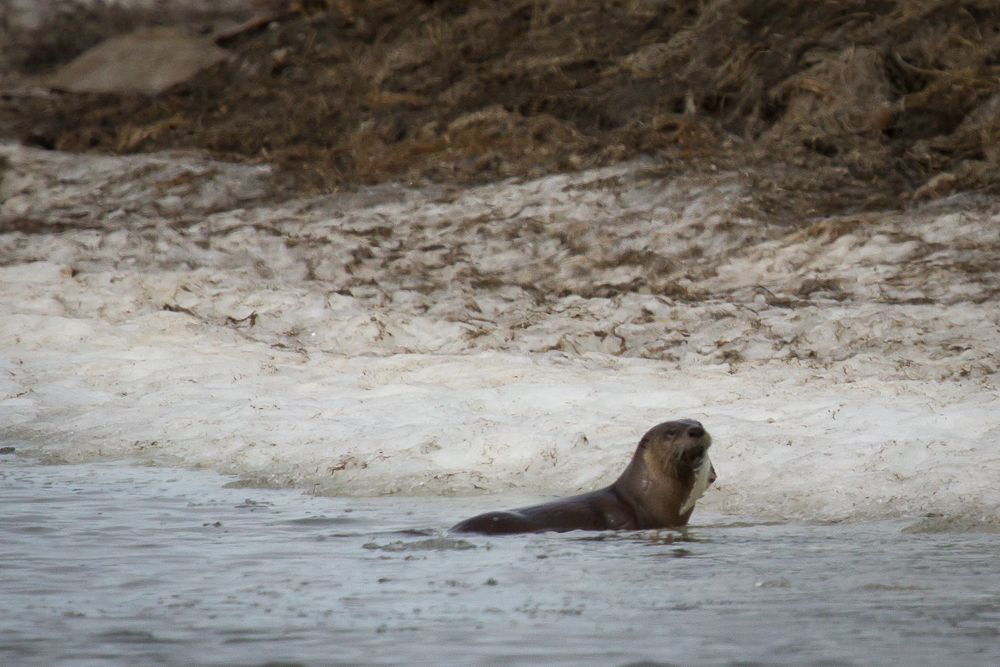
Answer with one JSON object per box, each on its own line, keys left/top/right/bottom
{"left": 2, "top": 141, "right": 999, "bottom": 524}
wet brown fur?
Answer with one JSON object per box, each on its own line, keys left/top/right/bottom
{"left": 450, "top": 419, "right": 714, "bottom": 535}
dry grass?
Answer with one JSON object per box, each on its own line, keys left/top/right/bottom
{"left": 4, "top": 0, "right": 1000, "bottom": 218}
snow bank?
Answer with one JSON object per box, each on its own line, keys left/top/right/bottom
{"left": 2, "top": 141, "right": 999, "bottom": 523}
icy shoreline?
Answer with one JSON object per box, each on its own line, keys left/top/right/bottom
{"left": 2, "top": 141, "right": 999, "bottom": 524}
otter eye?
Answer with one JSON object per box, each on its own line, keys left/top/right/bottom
{"left": 687, "top": 426, "right": 705, "bottom": 438}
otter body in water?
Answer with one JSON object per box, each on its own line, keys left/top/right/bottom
{"left": 451, "top": 419, "right": 715, "bottom": 535}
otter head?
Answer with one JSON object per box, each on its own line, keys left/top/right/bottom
{"left": 618, "top": 419, "right": 715, "bottom": 526}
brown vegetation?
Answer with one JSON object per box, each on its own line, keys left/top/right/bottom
{"left": 4, "top": 0, "right": 1000, "bottom": 219}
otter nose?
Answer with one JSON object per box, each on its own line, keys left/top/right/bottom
{"left": 687, "top": 425, "right": 705, "bottom": 438}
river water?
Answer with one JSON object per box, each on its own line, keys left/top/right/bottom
{"left": 2, "top": 458, "right": 999, "bottom": 667}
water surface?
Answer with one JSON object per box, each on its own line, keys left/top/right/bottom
{"left": 1, "top": 459, "right": 998, "bottom": 666}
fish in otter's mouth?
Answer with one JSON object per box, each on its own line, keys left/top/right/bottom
{"left": 679, "top": 445, "right": 715, "bottom": 516}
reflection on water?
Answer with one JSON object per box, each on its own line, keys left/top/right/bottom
{"left": 1, "top": 459, "right": 999, "bottom": 667}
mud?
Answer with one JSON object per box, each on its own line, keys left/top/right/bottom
{"left": 4, "top": 1, "right": 1000, "bottom": 218}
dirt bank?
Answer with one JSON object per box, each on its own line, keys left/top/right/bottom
{"left": 4, "top": 0, "right": 1000, "bottom": 219}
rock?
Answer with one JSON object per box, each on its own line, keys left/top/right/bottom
{"left": 44, "top": 27, "right": 227, "bottom": 95}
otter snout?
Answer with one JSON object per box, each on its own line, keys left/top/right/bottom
{"left": 675, "top": 420, "right": 711, "bottom": 468}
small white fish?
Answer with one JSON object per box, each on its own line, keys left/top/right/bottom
{"left": 680, "top": 453, "right": 715, "bottom": 515}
